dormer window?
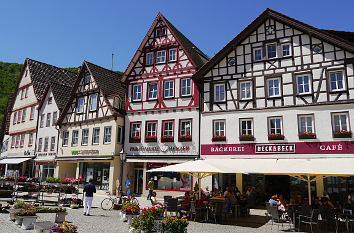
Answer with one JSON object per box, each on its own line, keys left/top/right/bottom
{"left": 84, "top": 73, "right": 91, "bottom": 85}
{"left": 156, "top": 51, "right": 166, "bottom": 64}
{"left": 266, "top": 43, "right": 277, "bottom": 59}
{"left": 156, "top": 27, "right": 166, "bottom": 37}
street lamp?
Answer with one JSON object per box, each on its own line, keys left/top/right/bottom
{"left": 119, "top": 152, "right": 126, "bottom": 198}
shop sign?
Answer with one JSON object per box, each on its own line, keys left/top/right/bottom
{"left": 71, "top": 150, "right": 99, "bottom": 155}
{"left": 129, "top": 146, "right": 190, "bottom": 153}
{"left": 201, "top": 141, "right": 354, "bottom": 156}
{"left": 36, "top": 152, "right": 57, "bottom": 157}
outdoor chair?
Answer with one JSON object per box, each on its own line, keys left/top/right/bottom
{"left": 319, "top": 206, "right": 338, "bottom": 233}
{"left": 163, "top": 196, "right": 172, "bottom": 205}
{"left": 298, "top": 208, "right": 320, "bottom": 233}
{"left": 269, "top": 206, "right": 290, "bottom": 231}
{"left": 265, "top": 202, "right": 271, "bottom": 219}
{"left": 166, "top": 198, "right": 178, "bottom": 216}
{"left": 211, "top": 202, "right": 224, "bottom": 224}
{"left": 190, "top": 201, "right": 198, "bottom": 221}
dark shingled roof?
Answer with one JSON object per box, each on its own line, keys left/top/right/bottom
{"left": 320, "top": 29, "right": 354, "bottom": 45}
{"left": 48, "top": 81, "right": 75, "bottom": 110}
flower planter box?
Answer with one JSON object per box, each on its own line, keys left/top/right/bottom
{"left": 55, "top": 212, "right": 67, "bottom": 223}
{"left": 120, "top": 211, "right": 127, "bottom": 221}
{"left": 126, "top": 214, "right": 139, "bottom": 225}
{"left": 21, "top": 215, "right": 38, "bottom": 230}
{"left": 268, "top": 134, "right": 285, "bottom": 140}
{"left": 239, "top": 135, "right": 255, "bottom": 141}
{"left": 15, "top": 215, "right": 23, "bottom": 225}
{"left": 298, "top": 134, "right": 316, "bottom": 139}
{"left": 178, "top": 136, "right": 192, "bottom": 142}
{"left": 130, "top": 137, "right": 141, "bottom": 143}
{"left": 8, "top": 209, "right": 17, "bottom": 221}
{"left": 161, "top": 136, "right": 174, "bottom": 142}
{"left": 145, "top": 137, "right": 157, "bottom": 142}
{"left": 212, "top": 136, "right": 226, "bottom": 142}
{"left": 333, "top": 131, "right": 352, "bottom": 138}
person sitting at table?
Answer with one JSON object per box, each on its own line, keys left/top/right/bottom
{"left": 151, "top": 192, "right": 162, "bottom": 206}
{"left": 178, "top": 191, "right": 191, "bottom": 217}
{"left": 224, "top": 187, "right": 231, "bottom": 198}
{"left": 320, "top": 196, "right": 335, "bottom": 208}
{"left": 224, "top": 196, "right": 231, "bottom": 213}
{"left": 203, "top": 186, "right": 210, "bottom": 197}
{"left": 278, "top": 194, "right": 287, "bottom": 212}
{"left": 269, "top": 194, "right": 280, "bottom": 207}
{"left": 197, "top": 192, "right": 208, "bottom": 208}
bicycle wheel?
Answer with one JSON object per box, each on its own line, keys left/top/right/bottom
{"left": 101, "top": 198, "right": 114, "bottom": 210}
{"left": 131, "top": 197, "right": 139, "bottom": 205}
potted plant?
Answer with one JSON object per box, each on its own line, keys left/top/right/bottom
{"left": 178, "top": 135, "right": 192, "bottom": 142}
{"left": 239, "top": 134, "right": 255, "bottom": 141}
{"left": 55, "top": 208, "right": 68, "bottom": 223}
{"left": 51, "top": 222, "right": 78, "bottom": 233}
{"left": 145, "top": 135, "right": 157, "bottom": 142}
{"left": 122, "top": 202, "right": 140, "bottom": 224}
{"left": 130, "top": 136, "right": 141, "bottom": 143}
{"left": 333, "top": 130, "right": 352, "bottom": 138}
{"left": 268, "top": 133, "right": 285, "bottom": 140}
{"left": 129, "top": 204, "right": 165, "bottom": 233}
{"left": 298, "top": 131, "right": 316, "bottom": 139}
{"left": 161, "top": 216, "right": 189, "bottom": 233}
{"left": 212, "top": 135, "right": 226, "bottom": 142}
{"left": 161, "top": 135, "right": 174, "bottom": 142}
{"left": 15, "top": 208, "right": 38, "bottom": 230}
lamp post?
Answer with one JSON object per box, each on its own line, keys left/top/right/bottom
{"left": 119, "top": 152, "right": 126, "bottom": 198}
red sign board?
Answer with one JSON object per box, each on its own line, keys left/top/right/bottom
{"left": 201, "top": 141, "right": 354, "bottom": 155}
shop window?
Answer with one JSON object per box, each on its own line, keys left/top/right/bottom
{"left": 72, "top": 130, "right": 79, "bottom": 146}
{"left": 50, "top": 137, "right": 55, "bottom": 151}
{"left": 148, "top": 83, "right": 158, "bottom": 100}
{"left": 52, "top": 111, "right": 57, "bottom": 126}
{"left": 329, "top": 71, "right": 345, "bottom": 92}
{"left": 89, "top": 93, "right": 98, "bottom": 111}
{"left": 181, "top": 78, "right": 191, "bottom": 96}
{"left": 82, "top": 129, "right": 89, "bottom": 145}
{"left": 46, "top": 113, "right": 51, "bottom": 127}
{"left": 240, "top": 81, "right": 252, "bottom": 100}
{"left": 103, "top": 126, "right": 112, "bottom": 144}
{"left": 44, "top": 137, "right": 49, "bottom": 151}
{"left": 132, "top": 84, "right": 142, "bottom": 101}
{"left": 297, "top": 75, "right": 311, "bottom": 95}
{"left": 214, "top": 83, "right": 225, "bottom": 102}
{"left": 77, "top": 97, "right": 85, "bottom": 113}
{"left": 92, "top": 127, "right": 100, "bottom": 144}
{"left": 79, "top": 162, "right": 110, "bottom": 190}
{"left": 62, "top": 131, "right": 69, "bottom": 146}
{"left": 164, "top": 80, "right": 174, "bottom": 98}
{"left": 38, "top": 138, "right": 43, "bottom": 151}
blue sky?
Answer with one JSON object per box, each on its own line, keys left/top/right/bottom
{"left": 1, "top": 0, "right": 353, "bottom": 72}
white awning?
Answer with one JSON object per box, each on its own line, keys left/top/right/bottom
{"left": 0, "top": 157, "right": 31, "bottom": 164}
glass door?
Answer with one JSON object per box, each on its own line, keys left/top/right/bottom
{"left": 134, "top": 168, "right": 143, "bottom": 195}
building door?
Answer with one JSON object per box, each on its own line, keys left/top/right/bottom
{"left": 134, "top": 168, "right": 143, "bottom": 195}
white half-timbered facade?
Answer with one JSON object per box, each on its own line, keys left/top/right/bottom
{"left": 122, "top": 13, "right": 208, "bottom": 195}
{"left": 193, "top": 9, "right": 354, "bottom": 197}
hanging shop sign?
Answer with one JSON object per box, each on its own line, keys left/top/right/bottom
{"left": 36, "top": 152, "right": 57, "bottom": 157}
{"left": 71, "top": 150, "right": 99, "bottom": 155}
{"left": 129, "top": 146, "right": 191, "bottom": 153}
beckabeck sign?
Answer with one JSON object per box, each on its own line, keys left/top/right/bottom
{"left": 201, "top": 141, "right": 354, "bottom": 155}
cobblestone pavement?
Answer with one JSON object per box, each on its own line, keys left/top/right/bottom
{"left": 0, "top": 195, "right": 309, "bottom": 233}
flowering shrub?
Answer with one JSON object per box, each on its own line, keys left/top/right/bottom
{"left": 145, "top": 135, "right": 157, "bottom": 142}
{"left": 161, "top": 135, "right": 174, "bottom": 142}
{"left": 130, "top": 205, "right": 165, "bottom": 232}
{"left": 268, "top": 133, "right": 285, "bottom": 140}
{"left": 239, "top": 134, "right": 255, "bottom": 141}
{"left": 130, "top": 136, "right": 141, "bottom": 143}
{"left": 46, "top": 177, "right": 61, "bottom": 183}
{"left": 17, "top": 177, "right": 27, "bottom": 182}
{"left": 161, "top": 216, "right": 189, "bottom": 233}
{"left": 121, "top": 202, "right": 140, "bottom": 215}
{"left": 60, "top": 177, "right": 81, "bottom": 184}
{"left": 212, "top": 135, "right": 226, "bottom": 142}
{"left": 14, "top": 207, "right": 36, "bottom": 216}
{"left": 51, "top": 222, "right": 78, "bottom": 233}
{"left": 333, "top": 130, "right": 352, "bottom": 138}
{"left": 179, "top": 135, "right": 192, "bottom": 142}
{"left": 298, "top": 131, "right": 316, "bottom": 139}
{"left": 60, "top": 198, "right": 82, "bottom": 206}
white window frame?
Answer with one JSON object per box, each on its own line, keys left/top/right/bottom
{"left": 92, "top": 127, "right": 100, "bottom": 145}
{"left": 30, "top": 106, "right": 35, "bottom": 120}
{"left": 46, "top": 113, "right": 51, "bottom": 127}
{"left": 44, "top": 137, "right": 49, "bottom": 151}
{"left": 146, "top": 52, "right": 154, "bottom": 65}
{"left": 266, "top": 43, "right": 277, "bottom": 59}
{"left": 28, "top": 133, "right": 33, "bottom": 146}
{"left": 146, "top": 122, "right": 157, "bottom": 137}
{"left": 131, "top": 123, "right": 141, "bottom": 137}
{"left": 72, "top": 130, "right": 79, "bottom": 146}
{"left": 15, "top": 135, "right": 20, "bottom": 147}
{"left": 298, "top": 115, "right": 314, "bottom": 134}
{"left": 148, "top": 83, "right": 158, "bottom": 100}
{"left": 52, "top": 111, "right": 57, "bottom": 126}
{"left": 164, "top": 80, "right": 174, "bottom": 98}
{"left": 268, "top": 117, "right": 282, "bottom": 135}
{"left": 181, "top": 78, "right": 192, "bottom": 96}
{"left": 281, "top": 43, "right": 291, "bottom": 57}
{"left": 132, "top": 84, "right": 142, "bottom": 101}
{"left": 213, "top": 120, "right": 225, "bottom": 137}
{"left": 332, "top": 112, "right": 350, "bottom": 133}
{"left": 17, "top": 111, "right": 22, "bottom": 124}
{"left": 156, "top": 50, "right": 166, "bottom": 64}
{"left": 62, "top": 131, "right": 69, "bottom": 146}
{"left": 240, "top": 119, "right": 253, "bottom": 135}
{"left": 20, "top": 134, "right": 25, "bottom": 147}
{"left": 40, "top": 114, "right": 45, "bottom": 128}
{"left": 50, "top": 136, "right": 55, "bottom": 151}
{"left": 77, "top": 97, "right": 85, "bottom": 113}
{"left": 162, "top": 121, "right": 174, "bottom": 136}
{"left": 103, "top": 126, "right": 112, "bottom": 144}
{"left": 267, "top": 78, "right": 281, "bottom": 98}
{"left": 22, "top": 108, "right": 26, "bottom": 122}
{"left": 180, "top": 120, "right": 191, "bottom": 136}
{"left": 214, "top": 83, "right": 226, "bottom": 102}
{"left": 329, "top": 71, "right": 345, "bottom": 92}
{"left": 240, "top": 81, "right": 252, "bottom": 100}
{"left": 13, "top": 112, "right": 17, "bottom": 124}
{"left": 169, "top": 48, "right": 177, "bottom": 62}
{"left": 38, "top": 138, "right": 43, "bottom": 151}
{"left": 81, "top": 129, "right": 89, "bottom": 145}
{"left": 89, "top": 93, "right": 98, "bottom": 111}
{"left": 297, "top": 75, "right": 311, "bottom": 95}
{"left": 253, "top": 48, "right": 263, "bottom": 61}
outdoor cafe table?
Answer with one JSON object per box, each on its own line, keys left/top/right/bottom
{"left": 209, "top": 196, "right": 226, "bottom": 202}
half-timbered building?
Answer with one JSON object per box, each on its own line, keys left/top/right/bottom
{"left": 56, "top": 61, "right": 125, "bottom": 193}
{"left": 122, "top": 13, "right": 208, "bottom": 195}
{"left": 193, "top": 9, "right": 354, "bottom": 198}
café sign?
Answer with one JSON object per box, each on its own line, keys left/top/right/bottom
{"left": 255, "top": 144, "right": 295, "bottom": 153}
{"left": 130, "top": 146, "right": 191, "bottom": 153}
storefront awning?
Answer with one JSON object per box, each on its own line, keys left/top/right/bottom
{"left": 0, "top": 157, "right": 31, "bottom": 164}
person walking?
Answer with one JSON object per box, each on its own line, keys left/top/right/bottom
{"left": 83, "top": 178, "right": 96, "bottom": 216}
{"left": 147, "top": 178, "right": 154, "bottom": 200}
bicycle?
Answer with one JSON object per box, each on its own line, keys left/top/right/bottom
{"left": 101, "top": 191, "right": 139, "bottom": 210}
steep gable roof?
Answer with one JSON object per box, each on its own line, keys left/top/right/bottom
{"left": 48, "top": 81, "right": 75, "bottom": 110}
{"left": 193, "top": 8, "right": 354, "bottom": 81}
{"left": 121, "top": 13, "right": 209, "bottom": 82}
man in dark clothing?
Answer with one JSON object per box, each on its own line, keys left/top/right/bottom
{"left": 83, "top": 179, "right": 96, "bottom": 216}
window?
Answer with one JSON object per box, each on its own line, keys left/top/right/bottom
{"left": 103, "top": 126, "right": 112, "bottom": 144}
{"left": 84, "top": 73, "right": 91, "bottom": 85}
{"left": 156, "top": 27, "right": 166, "bottom": 37}
{"left": 240, "top": 119, "right": 253, "bottom": 135}
{"left": 164, "top": 80, "right": 174, "bottom": 98}
{"left": 52, "top": 111, "right": 57, "bottom": 126}
{"left": 162, "top": 121, "right": 174, "bottom": 136}
{"left": 297, "top": 75, "right": 311, "bottom": 94}
{"left": 28, "top": 133, "right": 33, "bottom": 146}
{"left": 25, "top": 87, "right": 28, "bottom": 98}
{"left": 240, "top": 81, "right": 252, "bottom": 100}
{"left": 266, "top": 43, "right": 277, "bottom": 59}
{"left": 21, "top": 89, "right": 25, "bottom": 99}
{"left": 146, "top": 52, "right": 154, "bottom": 65}
{"left": 180, "top": 120, "right": 191, "bottom": 136}
{"left": 15, "top": 135, "right": 20, "bottom": 147}
{"left": 40, "top": 114, "right": 44, "bottom": 127}
{"left": 50, "top": 137, "right": 55, "bottom": 151}
{"left": 282, "top": 44, "right": 291, "bottom": 57}
{"left": 30, "top": 106, "right": 35, "bottom": 120}
{"left": 82, "top": 129, "right": 89, "bottom": 145}
{"left": 148, "top": 83, "right": 158, "bottom": 100}
{"left": 48, "top": 97, "right": 53, "bottom": 104}
{"left": 131, "top": 123, "right": 141, "bottom": 137}
{"left": 46, "top": 113, "right": 51, "bottom": 127}
{"left": 329, "top": 71, "right": 345, "bottom": 91}
{"left": 332, "top": 113, "right": 349, "bottom": 133}
{"left": 44, "top": 137, "right": 49, "bottom": 151}
{"left": 156, "top": 51, "right": 166, "bottom": 63}
{"left": 214, "top": 83, "right": 225, "bottom": 102}
{"left": 92, "top": 128, "right": 100, "bottom": 144}
{"left": 213, "top": 120, "right": 225, "bottom": 136}
{"left": 269, "top": 117, "right": 282, "bottom": 134}
{"left": 298, "top": 115, "right": 314, "bottom": 133}
{"left": 117, "top": 126, "right": 124, "bottom": 144}
{"left": 22, "top": 108, "right": 26, "bottom": 122}
{"left": 89, "top": 93, "right": 98, "bottom": 111}
{"left": 11, "top": 136, "right": 15, "bottom": 148}
{"left": 77, "top": 97, "right": 85, "bottom": 113}
{"left": 268, "top": 78, "right": 281, "bottom": 97}
{"left": 72, "top": 130, "right": 78, "bottom": 146}
{"left": 253, "top": 48, "right": 262, "bottom": 61}
{"left": 146, "top": 122, "right": 157, "bottom": 137}
{"left": 169, "top": 48, "right": 177, "bottom": 62}
{"left": 62, "top": 131, "right": 69, "bottom": 146}
{"left": 181, "top": 78, "right": 191, "bottom": 96}
{"left": 13, "top": 112, "right": 17, "bottom": 124}
{"left": 38, "top": 138, "right": 43, "bottom": 151}
{"left": 20, "top": 134, "right": 25, "bottom": 147}
{"left": 133, "top": 84, "right": 142, "bottom": 101}
{"left": 17, "top": 111, "right": 22, "bottom": 124}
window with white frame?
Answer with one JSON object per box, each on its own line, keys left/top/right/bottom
{"left": 181, "top": 78, "right": 191, "bottom": 96}
{"left": 40, "top": 114, "right": 45, "bottom": 127}
{"left": 146, "top": 52, "right": 154, "bottom": 65}
{"left": 240, "top": 119, "right": 253, "bottom": 135}
{"left": 21, "top": 88, "right": 25, "bottom": 99}
{"left": 253, "top": 48, "right": 262, "bottom": 61}
{"left": 22, "top": 108, "right": 26, "bottom": 121}
{"left": 52, "top": 111, "right": 57, "bottom": 126}
{"left": 30, "top": 106, "right": 35, "bottom": 120}
{"left": 269, "top": 117, "right": 282, "bottom": 134}
{"left": 297, "top": 75, "right": 311, "bottom": 94}
{"left": 17, "top": 111, "right": 22, "bottom": 124}
{"left": 146, "top": 122, "right": 157, "bottom": 137}
{"left": 214, "top": 83, "right": 225, "bottom": 102}
{"left": 169, "top": 48, "right": 177, "bottom": 62}
{"left": 148, "top": 83, "right": 158, "bottom": 100}
{"left": 133, "top": 84, "right": 142, "bottom": 101}
{"left": 82, "top": 129, "right": 89, "bottom": 145}
{"left": 213, "top": 120, "right": 225, "bottom": 136}
{"left": 329, "top": 71, "right": 345, "bottom": 91}
{"left": 72, "top": 130, "right": 78, "bottom": 146}
{"left": 156, "top": 51, "right": 166, "bottom": 63}
{"left": 44, "top": 137, "right": 49, "bottom": 151}
{"left": 240, "top": 81, "right": 252, "bottom": 100}
{"left": 25, "top": 87, "right": 28, "bottom": 98}
{"left": 164, "top": 80, "right": 174, "bottom": 98}
{"left": 46, "top": 113, "right": 51, "bottom": 127}
{"left": 20, "top": 134, "right": 25, "bottom": 147}
{"left": 268, "top": 78, "right": 281, "bottom": 97}
{"left": 298, "top": 115, "right": 314, "bottom": 134}
{"left": 180, "top": 120, "right": 191, "bottom": 136}
{"left": 11, "top": 136, "right": 15, "bottom": 148}
{"left": 163, "top": 121, "right": 173, "bottom": 136}
{"left": 38, "top": 138, "right": 43, "bottom": 151}
{"left": 131, "top": 123, "right": 141, "bottom": 137}
{"left": 92, "top": 128, "right": 100, "bottom": 144}
{"left": 332, "top": 113, "right": 349, "bottom": 133}
{"left": 13, "top": 112, "right": 17, "bottom": 124}
{"left": 89, "top": 93, "right": 98, "bottom": 111}
{"left": 103, "top": 126, "right": 112, "bottom": 144}
{"left": 117, "top": 126, "right": 124, "bottom": 144}
{"left": 28, "top": 133, "right": 33, "bottom": 146}
{"left": 50, "top": 137, "right": 55, "bottom": 151}
{"left": 62, "top": 131, "right": 69, "bottom": 146}
{"left": 266, "top": 43, "right": 277, "bottom": 59}
{"left": 77, "top": 97, "right": 85, "bottom": 113}
{"left": 281, "top": 43, "right": 291, "bottom": 57}
{"left": 15, "top": 135, "right": 20, "bottom": 147}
